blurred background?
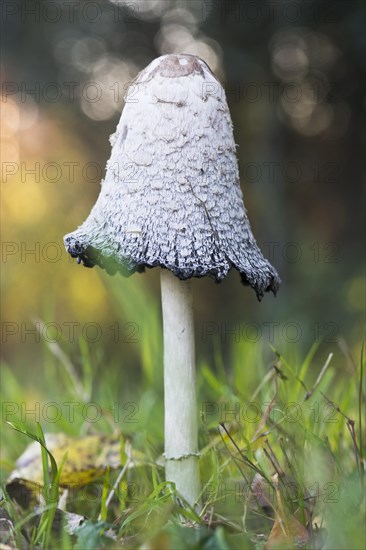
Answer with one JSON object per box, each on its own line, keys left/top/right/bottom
{"left": 1, "top": 0, "right": 364, "bottom": 422}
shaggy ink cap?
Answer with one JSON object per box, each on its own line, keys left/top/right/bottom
{"left": 64, "top": 54, "right": 280, "bottom": 300}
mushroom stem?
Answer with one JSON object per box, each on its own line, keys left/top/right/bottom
{"left": 160, "top": 268, "right": 200, "bottom": 508}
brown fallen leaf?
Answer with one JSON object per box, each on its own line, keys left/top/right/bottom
{"left": 264, "top": 480, "right": 311, "bottom": 550}
{"left": 264, "top": 510, "right": 310, "bottom": 549}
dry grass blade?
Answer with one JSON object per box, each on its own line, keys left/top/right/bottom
{"left": 304, "top": 353, "right": 333, "bottom": 401}
{"left": 101, "top": 440, "right": 132, "bottom": 516}
{"left": 320, "top": 392, "right": 362, "bottom": 476}
{"left": 219, "top": 423, "right": 275, "bottom": 488}
{"left": 251, "top": 394, "right": 278, "bottom": 443}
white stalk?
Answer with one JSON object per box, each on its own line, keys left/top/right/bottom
{"left": 160, "top": 268, "right": 200, "bottom": 508}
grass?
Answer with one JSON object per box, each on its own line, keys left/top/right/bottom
{"left": 0, "top": 279, "right": 365, "bottom": 549}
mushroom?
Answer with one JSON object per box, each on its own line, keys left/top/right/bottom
{"left": 64, "top": 54, "right": 280, "bottom": 509}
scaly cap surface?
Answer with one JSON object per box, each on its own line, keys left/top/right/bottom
{"left": 64, "top": 54, "right": 280, "bottom": 299}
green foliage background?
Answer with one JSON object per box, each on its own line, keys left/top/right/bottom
{"left": 1, "top": 1, "right": 365, "bottom": 548}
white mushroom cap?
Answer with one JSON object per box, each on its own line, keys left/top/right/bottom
{"left": 64, "top": 54, "right": 280, "bottom": 300}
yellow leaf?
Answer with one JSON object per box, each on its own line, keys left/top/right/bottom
{"left": 8, "top": 432, "right": 124, "bottom": 489}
